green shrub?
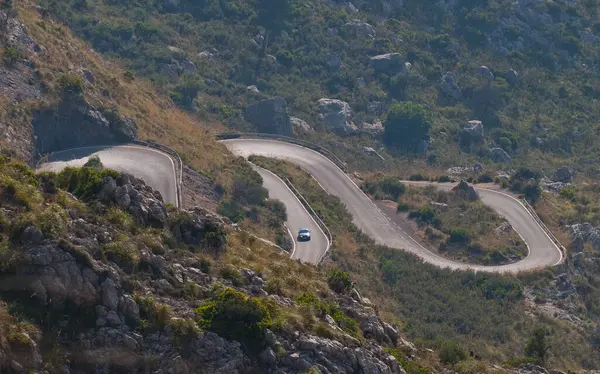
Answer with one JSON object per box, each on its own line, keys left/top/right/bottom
{"left": 56, "top": 167, "right": 119, "bottom": 199}
{"left": 123, "top": 70, "right": 135, "bottom": 81}
{"left": 438, "top": 175, "right": 452, "bottom": 183}
{"left": 384, "top": 102, "right": 432, "bottom": 152}
{"left": 83, "top": 155, "right": 103, "bottom": 169}
{"left": 219, "top": 266, "right": 244, "bottom": 286}
{"left": 1, "top": 47, "right": 21, "bottom": 65}
{"left": 559, "top": 187, "right": 577, "bottom": 200}
{"left": 327, "top": 268, "right": 352, "bottom": 294}
{"left": 448, "top": 228, "right": 471, "bottom": 244}
{"left": 196, "top": 288, "right": 274, "bottom": 353}
{"left": 439, "top": 340, "right": 467, "bottom": 365}
{"left": 58, "top": 74, "right": 84, "bottom": 95}
{"left": 217, "top": 199, "right": 245, "bottom": 223}
{"left": 102, "top": 235, "right": 139, "bottom": 272}
{"left": 135, "top": 296, "right": 173, "bottom": 330}
{"left": 397, "top": 203, "right": 410, "bottom": 212}
{"left": 524, "top": 327, "right": 548, "bottom": 364}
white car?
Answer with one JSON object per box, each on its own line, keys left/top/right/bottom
{"left": 297, "top": 228, "right": 311, "bottom": 242}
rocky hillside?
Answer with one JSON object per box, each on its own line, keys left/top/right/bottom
{"left": 32, "top": 0, "right": 600, "bottom": 174}
{"left": 1, "top": 1, "right": 600, "bottom": 373}
{"left": 0, "top": 158, "right": 414, "bottom": 373}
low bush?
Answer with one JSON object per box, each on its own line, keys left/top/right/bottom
{"left": 135, "top": 296, "right": 173, "bottom": 331}
{"left": 219, "top": 266, "right": 244, "bottom": 286}
{"left": 196, "top": 288, "right": 275, "bottom": 353}
{"left": 448, "top": 228, "right": 471, "bottom": 244}
{"left": 56, "top": 167, "right": 119, "bottom": 200}
{"left": 327, "top": 268, "right": 352, "bottom": 294}
{"left": 439, "top": 340, "right": 467, "bottom": 365}
{"left": 57, "top": 74, "right": 84, "bottom": 96}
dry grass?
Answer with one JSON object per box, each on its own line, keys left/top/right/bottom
{"left": 15, "top": 2, "right": 235, "bottom": 182}
{"left": 223, "top": 230, "right": 330, "bottom": 300}
{"left": 395, "top": 185, "right": 528, "bottom": 265}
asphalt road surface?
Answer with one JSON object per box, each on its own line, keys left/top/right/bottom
{"left": 252, "top": 165, "right": 329, "bottom": 263}
{"left": 223, "top": 138, "right": 563, "bottom": 273}
{"left": 37, "top": 145, "right": 179, "bottom": 207}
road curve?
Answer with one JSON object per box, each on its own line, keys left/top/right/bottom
{"left": 37, "top": 145, "right": 179, "bottom": 207}
{"left": 252, "top": 165, "right": 329, "bottom": 263}
{"left": 223, "top": 138, "right": 563, "bottom": 273}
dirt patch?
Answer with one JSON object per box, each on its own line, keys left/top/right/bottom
{"left": 182, "top": 165, "right": 220, "bottom": 211}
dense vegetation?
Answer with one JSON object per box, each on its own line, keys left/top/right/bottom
{"left": 37, "top": 0, "right": 600, "bottom": 174}
{"left": 249, "top": 156, "right": 596, "bottom": 368}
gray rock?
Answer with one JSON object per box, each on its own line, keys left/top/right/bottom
{"left": 440, "top": 71, "right": 462, "bottom": 100}
{"left": 317, "top": 98, "right": 357, "bottom": 134}
{"left": 290, "top": 116, "right": 313, "bottom": 134}
{"left": 120, "top": 295, "right": 140, "bottom": 322}
{"left": 32, "top": 98, "right": 138, "bottom": 154}
{"left": 362, "top": 120, "right": 384, "bottom": 135}
{"left": 259, "top": 347, "right": 276, "bottom": 366}
{"left": 325, "top": 53, "right": 342, "bottom": 70}
{"left": 452, "top": 180, "right": 479, "bottom": 201}
{"left": 115, "top": 185, "right": 132, "bottom": 208}
{"left": 101, "top": 278, "right": 119, "bottom": 311}
{"left": 367, "top": 101, "right": 384, "bottom": 115}
{"left": 181, "top": 59, "right": 197, "bottom": 73}
{"left": 122, "top": 334, "right": 139, "bottom": 350}
{"left": 198, "top": 51, "right": 218, "bottom": 61}
{"left": 82, "top": 69, "right": 95, "bottom": 84}
{"left": 106, "top": 310, "right": 121, "bottom": 326}
{"left": 369, "top": 53, "right": 406, "bottom": 74}
{"left": 246, "top": 85, "right": 260, "bottom": 93}
{"left": 570, "top": 235, "right": 584, "bottom": 252}
{"left": 5, "top": 13, "right": 39, "bottom": 55}
{"left": 21, "top": 226, "right": 43, "bottom": 245}
{"left": 476, "top": 65, "right": 495, "bottom": 81}
{"left": 490, "top": 147, "right": 512, "bottom": 164}
{"left": 506, "top": 69, "right": 520, "bottom": 85}
{"left": 148, "top": 199, "right": 168, "bottom": 225}
{"left": 190, "top": 332, "right": 249, "bottom": 373}
{"left": 244, "top": 97, "right": 292, "bottom": 136}
{"left": 161, "top": 63, "right": 181, "bottom": 79}
{"left": 554, "top": 166, "right": 575, "bottom": 183}
{"left": 344, "top": 19, "right": 376, "bottom": 39}
{"left": 462, "top": 120, "right": 484, "bottom": 144}
{"left": 494, "top": 222, "right": 512, "bottom": 234}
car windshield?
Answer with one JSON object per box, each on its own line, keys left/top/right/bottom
{"left": 299, "top": 229, "right": 310, "bottom": 233}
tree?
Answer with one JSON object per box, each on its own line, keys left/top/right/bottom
{"left": 254, "top": 0, "right": 291, "bottom": 56}
{"left": 384, "top": 102, "right": 432, "bottom": 152}
{"left": 525, "top": 327, "right": 549, "bottom": 364}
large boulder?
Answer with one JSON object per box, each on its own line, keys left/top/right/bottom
{"left": 244, "top": 97, "right": 292, "bottom": 136}
{"left": 440, "top": 71, "right": 462, "bottom": 100}
{"left": 461, "top": 120, "right": 485, "bottom": 144}
{"left": 476, "top": 65, "right": 495, "bottom": 82}
{"left": 452, "top": 180, "right": 479, "bottom": 201}
{"left": 506, "top": 69, "right": 520, "bottom": 85}
{"left": 553, "top": 166, "right": 575, "bottom": 183}
{"left": 369, "top": 53, "right": 407, "bottom": 74}
{"left": 32, "top": 98, "right": 138, "bottom": 154}
{"left": 344, "top": 19, "right": 376, "bottom": 39}
{"left": 316, "top": 98, "right": 357, "bottom": 134}
{"left": 290, "top": 116, "right": 313, "bottom": 134}
{"left": 490, "top": 147, "right": 512, "bottom": 164}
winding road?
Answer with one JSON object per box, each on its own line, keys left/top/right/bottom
{"left": 223, "top": 138, "right": 564, "bottom": 273}
{"left": 36, "top": 139, "right": 564, "bottom": 273}
{"left": 252, "top": 165, "right": 329, "bottom": 263}
{"left": 37, "top": 145, "right": 179, "bottom": 207}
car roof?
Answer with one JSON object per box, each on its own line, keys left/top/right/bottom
{"left": 299, "top": 228, "right": 310, "bottom": 232}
